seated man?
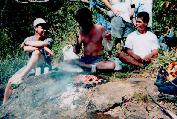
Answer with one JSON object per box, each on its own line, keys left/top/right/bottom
{"left": 73, "top": 7, "right": 115, "bottom": 72}
{"left": 117, "top": 12, "right": 159, "bottom": 67}
{"left": 3, "top": 18, "right": 54, "bottom": 104}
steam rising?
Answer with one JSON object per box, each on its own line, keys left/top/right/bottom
{"left": 1, "top": 62, "right": 89, "bottom": 118}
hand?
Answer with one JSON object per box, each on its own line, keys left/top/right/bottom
{"left": 23, "top": 46, "right": 38, "bottom": 52}
{"left": 103, "top": 31, "right": 111, "bottom": 41}
{"left": 143, "top": 55, "right": 152, "bottom": 62}
{"left": 48, "top": 51, "right": 54, "bottom": 56}
{"left": 9, "top": 73, "right": 23, "bottom": 85}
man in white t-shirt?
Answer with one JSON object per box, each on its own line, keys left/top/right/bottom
{"left": 117, "top": 11, "right": 159, "bottom": 66}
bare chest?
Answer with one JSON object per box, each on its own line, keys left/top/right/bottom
{"left": 81, "top": 29, "right": 103, "bottom": 45}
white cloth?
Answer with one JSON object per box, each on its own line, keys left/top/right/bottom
{"left": 62, "top": 45, "right": 79, "bottom": 61}
{"left": 124, "top": 31, "right": 159, "bottom": 59}
{"left": 110, "top": 1, "right": 131, "bottom": 23}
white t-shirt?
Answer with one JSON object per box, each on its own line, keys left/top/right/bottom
{"left": 124, "top": 31, "right": 159, "bottom": 59}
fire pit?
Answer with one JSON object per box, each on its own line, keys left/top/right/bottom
{"left": 74, "top": 75, "right": 107, "bottom": 88}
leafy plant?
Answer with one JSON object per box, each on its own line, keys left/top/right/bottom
{"left": 153, "top": 0, "right": 177, "bottom": 36}
{"left": 157, "top": 49, "right": 177, "bottom": 67}
{"left": 0, "top": 54, "right": 27, "bottom": 84}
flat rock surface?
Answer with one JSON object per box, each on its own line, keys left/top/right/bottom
{"left": 0, "top": 71, "right": 176, "bottom": 119}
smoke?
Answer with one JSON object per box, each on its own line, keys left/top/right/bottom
{"left": 57, "top": 62, "right": 83, "bottom": 73}
{"left": 0, "top": 62, "right": 89, "bottom": 118}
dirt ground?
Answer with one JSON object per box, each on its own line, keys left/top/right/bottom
{"left": 87, "top": 77, "right": 177, "bottom": 119}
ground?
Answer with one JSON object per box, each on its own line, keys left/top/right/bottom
{"left": 0, "top": 67, "right": 176, "bottom": 119}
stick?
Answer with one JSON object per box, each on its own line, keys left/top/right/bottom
{"left": 147, "top": 91, "right": 177, "bottom": 119}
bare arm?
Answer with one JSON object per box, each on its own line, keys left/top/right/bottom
{"left": 24, "top": 40, "right": 49, "bottom": 47}
{"left": 126, "top": 48, "right": 142, "bottom": 62}
{"left": 23, "top": 46, "right": 38, "bottom": 52}
{"left": 73, "top": 34, "right": 82, "bottom": 54}
{"left": 44, "top": 46, "right": 54, "bottom": 56}
{"left": 100, "top": 0, "right": 120, "bottom": 15}
{"left": 20, "top": 42, "right": 38, "bottom": 52}
{"left": 100, "top": 0, "right": 112, "bottom": 9}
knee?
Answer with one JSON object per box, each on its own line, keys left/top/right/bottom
{"left": 106, "top": 62, "right": 116, "bottom": 69}
{"left": 117, "top": 51, "right": 127, "bottom": 59}
{"left": 7, "top": 78, "right": 13, "bottom": 86}
{"left": 107, "top": 62, "right": 116, "bottom": 69}
{"left": 32, "top": 50, "right": 40, "bottom": 55}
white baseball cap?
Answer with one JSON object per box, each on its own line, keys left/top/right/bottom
{"left": 33, "top": 18, "right": 46, "bottom": 27}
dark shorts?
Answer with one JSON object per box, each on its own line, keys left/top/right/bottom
{"left": 79, "top": 55, "right": 104, "bottom": 72}
{"left": 80, "top": 55, "right": 104, "bottom": 64}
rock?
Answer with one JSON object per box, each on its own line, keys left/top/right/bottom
{"left": 0, "top": 72, "right": 173, "bottom": 119}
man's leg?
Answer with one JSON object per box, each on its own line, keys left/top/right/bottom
{"left": 20, "top": 50, "right": 42, "bottom": 76}
{"left": 96, "top": 61, "right": 115, "bottom": 72}
{"left": 111, "top": 16, "right": 126, "bottom": 52}
{"left": 3, "top": 50, "right": 42, "bottom": 104}
{"left": 123, "top": 22, "right": 135, "bottom": 38}
{"left": 96, "top": 61, "right": 115, "bottom": 70}
{"left": 117, "top": 51, "right": 143, "bottom": 66}
{"left": 111, "top": 16, "right": 125, "bottom": 39}
{"left": 3, "top": 78, "right": 13, "bottom": 104}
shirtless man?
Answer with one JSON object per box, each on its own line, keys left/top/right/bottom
{"left": 74, "top": 7, "right": 115, "bottom": 72}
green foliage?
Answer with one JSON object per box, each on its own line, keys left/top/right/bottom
{"left": 132, "top": 93, "right": 149, "bottom": 103}
{"left": 153, "top": 0, "right": 177, "bottom": 36}
{"left": 0, "top": 0, "right": 65, "bottom": 59}
{"left": 157, "top": 49, "right": 177, "bottom": 67}
{"left": 112, "top": 72, "right": 132, "bottom": 79}
{"left": 0, "top": 54, "right": 27, "bottom": 86}
{"left": 0, "top": 0, "right": 176, "bottom": 83}
{"left": 0, "top": 28, "right": 13, "bottom": 58}
{"left": 46, "top": 2, "right": 79, "bottom": 58}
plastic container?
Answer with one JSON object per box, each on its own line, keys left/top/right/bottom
{"left": 44, "top": 67, "right": 49, "bottom": 74}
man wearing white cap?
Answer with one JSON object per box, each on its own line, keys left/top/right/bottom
{"left": 3, "top": 18, "right": 54, "bottom": 104}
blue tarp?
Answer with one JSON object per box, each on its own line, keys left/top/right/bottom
{"left": 155, "top": 68, "right": 177, "bottom": 95}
